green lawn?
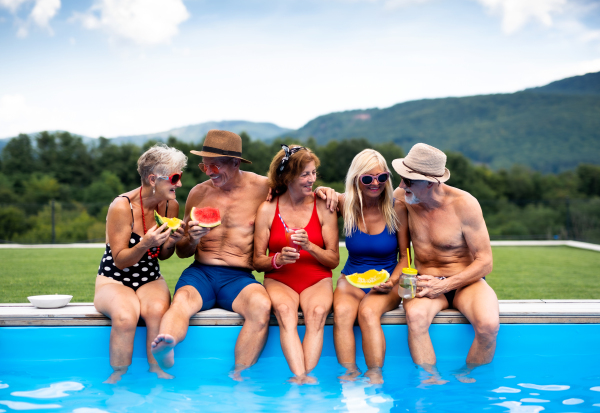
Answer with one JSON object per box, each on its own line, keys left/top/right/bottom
{"left": 0, "top": 246, "right": 598, "bottom": 302}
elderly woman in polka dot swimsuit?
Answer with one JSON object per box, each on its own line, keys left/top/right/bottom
{"left": 94, "top": 144, "right": 187, "bottom": 384}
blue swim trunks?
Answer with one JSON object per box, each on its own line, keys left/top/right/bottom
{"left": 175, "top": 261, "right": 261, "bottom": 312}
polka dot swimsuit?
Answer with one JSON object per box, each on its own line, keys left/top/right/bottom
{"left": 97, "top": 195, "right": 167, "bottom": 291}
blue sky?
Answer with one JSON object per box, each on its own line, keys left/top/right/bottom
{"left": 1, "top": 0, "right": 599, "bottom": 139}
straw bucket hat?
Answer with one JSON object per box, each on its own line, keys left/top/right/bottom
{"left": 190, "top": 130, "right": 252, "bottom": 164}
{"left": 391, "top": 143, "right": 450, "bottom": 183}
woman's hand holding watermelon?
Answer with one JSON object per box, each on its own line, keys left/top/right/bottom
{"left": 164, "top": 222, "right": 186, "bottom": 249}
{"left": 140, "top": 223, "right": 171, "bottom": 250}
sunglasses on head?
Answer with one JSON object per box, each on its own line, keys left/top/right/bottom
{"left": 359, "top": 172, "right": 390, "bottom": 185}
{"left": 198, "top": 163, "right": 222, "bottom": 175}
{"left": 157, "top": 172, "right": 182, "bottom": 185}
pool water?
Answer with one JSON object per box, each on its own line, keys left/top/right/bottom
{"left": 1, "top": 325, "right": 600, "bottom": 412}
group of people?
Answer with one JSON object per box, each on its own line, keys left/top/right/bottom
{"left": 95, "top": 129, "right": 499, "bottom": 385}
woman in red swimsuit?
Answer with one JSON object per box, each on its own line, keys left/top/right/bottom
{"left": 254, "top": 144, "right": 339, "bottom": 384}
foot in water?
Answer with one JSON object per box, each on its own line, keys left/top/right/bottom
{"left": 453, "top": 363, "right": 480, "bottom": 383}
{"left": 149, "top": 363, "right": 174, "bottom": 380}
{"left": 364, "top": 367, "right": 384, "bottom": 384}
{"left": 288, "top": 374, "right": 317, "bottom": 385}
{"left": 103, "top": 366, "right": 128, "bottom": 384}
{"left": 229, "top": 364, "right": 251, "bottom": 382}
{"left": 338, "top": 363, "right": 362, "bottom": 382}
{"left": 151, "top": 334, "right": 177, "bottom": 370}
{"left": 418, "top": 363, "right": 448, "bottom": 386}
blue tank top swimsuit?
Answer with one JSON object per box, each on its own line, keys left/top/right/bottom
{"left": 341, "top": 226, "right": 399, "bottom": 293}
{"left": 97, "top": 195, "right": 166, "bottom": 291}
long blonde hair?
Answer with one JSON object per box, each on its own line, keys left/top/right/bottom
{"left": 343, "top": 149, "right": 399, "bottom": 237}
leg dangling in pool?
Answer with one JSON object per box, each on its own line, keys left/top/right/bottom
{"left": 453, "top": 362, "right": 479, "bottom": 383}
{"left": 364, "top": 367, "right": 384, "bottom": 385}
{"left": 104, "top": 365, "right": 128, "bottom": 384}
{"left": 149, "top": 362, "right": 174, "bottom": 380}
{"left": 338, "top": 363, "right": 362, "bottom": 382}
{"left": 417, "top": 363, "right": 448, "bottom": 386}
{"left": 151, "top": 334, "right": 177, "bottom": 370}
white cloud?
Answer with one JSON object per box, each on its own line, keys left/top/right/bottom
{"left": 0, "top": 94, "right": 65, "bottom": 138}
{"left": 30, "top": 0, "right": 59, "bottom": 28}
{"left": 72, "top": 0, "right": 190, "bottom": 45}
{"left": 0, "top": 0, "right": 27, "bottom": 12}
{"left": 0, "top": 0, "right": 60, "bottom": 36}
{"left": 476, "top": 0, "right": 567, "bottom": 34}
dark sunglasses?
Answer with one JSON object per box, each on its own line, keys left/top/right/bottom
{"left": 157, "top": 172, "right": 182, "bottom": 185}
{"left": 359, "top": 172, "right": 390, "bottom": 185}
{"left": 400, "top": 176, "right": 415, "bottom": 187}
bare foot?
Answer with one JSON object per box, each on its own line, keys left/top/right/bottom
{"left": 364, "top": 367, "right": 384, "bottom": 384}
{"left": 418, "top": 363, "right": 448, "bottom": 386}
{"left": 453, "top": 363, "right": 479, "bottom": 383}
{"left": 151, "top": 334, "right": 177, "bottom": 370}
{"left": 229, "top": 364, "right": 250, "bottom": 382}
{"left": 287, "top": 374, "right": 317, "bottom": 385}
{"left": 338, "top": 363, "right": 362, "bottom": 382}
{"left": 103, "top": 366, "right": 128, "bottom": 384}
{"left": 149, "top": 363, "right": 174, "bottom": 380}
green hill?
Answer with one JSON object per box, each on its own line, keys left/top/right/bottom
{"left": 284, "top": 72, "right": 600, "bottom": 173}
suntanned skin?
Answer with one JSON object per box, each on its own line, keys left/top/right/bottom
{"left": 396, "top": 179, "right": 499, "bottom": 384}
{"left": 151, "top": 157, "right": 273, "bottom": 377}
{"left": 94, "top": 172, "right": 185, "bottom": 383}
{"left": 333, "top": 166, "right": 409, "bottom": 385}
{"left": 253, "top": 161, "right": 340, "bottom": 385}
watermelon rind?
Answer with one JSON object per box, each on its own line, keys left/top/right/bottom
{"left": 346, "top": 269, "right": 390, "bottom": 289}
{"left": 191, "top": 207, "right": 221, "bottom": 228}
{"left": 153, "top": 211, "right": 182, "bottom": 234}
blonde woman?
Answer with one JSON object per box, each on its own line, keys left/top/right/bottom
{"left": 94, "top": 144, "right": 187, "bottom": 383}
{"left": 333, "top": 149, "right": 409, "bottom": 384}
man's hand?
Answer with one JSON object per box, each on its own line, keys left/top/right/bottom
{"left": 415, "top": 275, "right": 447, "bottom": 299}
{"left": 314, "top": 187, "right": 339, "bottom": 212}
{"left": 187, "top": 221, "right": 211, "bottom": 244}
{"left": 372, "top": 279, "right": 394, "bottom": 294}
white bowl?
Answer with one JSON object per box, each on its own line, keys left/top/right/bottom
{"left": 27, "top": 295, "right": 73, "bottom": 309}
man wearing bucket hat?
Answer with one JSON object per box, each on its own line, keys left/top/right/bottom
{"left": 151, "top": 130, "right": 337, "bottom": 378}
{"left": 392, "top": 143, "right": 498, "bottom": 382}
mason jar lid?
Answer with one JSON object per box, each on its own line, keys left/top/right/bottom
{"left": 402, "top": 268, "right": 418, "bottom": 275}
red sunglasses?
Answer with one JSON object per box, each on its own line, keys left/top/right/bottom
{"left": 157, "top": 172, "right": 183, "bottom": 185}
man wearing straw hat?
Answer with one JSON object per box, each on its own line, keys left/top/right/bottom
{"left": 392, "top": 143, "right": 499, "bottom": 383}
{"left": 151, "top": 130, "right": 337, "bottom": 378}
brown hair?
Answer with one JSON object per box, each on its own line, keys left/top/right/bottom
{"left": 267, "top": 145, "right": 320, "bottom": 195}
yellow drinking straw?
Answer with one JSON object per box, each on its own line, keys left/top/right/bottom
{"left": 407, "top": 248, "right": 412, "bottom": 268}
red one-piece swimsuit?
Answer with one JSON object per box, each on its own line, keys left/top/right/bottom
{"left": 265, "top": 196, "right": 332, "bottom": 294}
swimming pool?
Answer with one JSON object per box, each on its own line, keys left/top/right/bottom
{"left": 2, "top": 320, "right": 600, "bottom": 413}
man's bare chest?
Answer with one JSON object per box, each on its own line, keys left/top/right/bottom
{"left": 408, "top": 209, "right": 465, "bottom": 251}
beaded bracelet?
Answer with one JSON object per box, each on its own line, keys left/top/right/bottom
{"left": 272, "top": 252, "right": 283, "bottom": 269}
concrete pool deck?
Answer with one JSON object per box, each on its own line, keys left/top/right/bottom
{"left": 1, "top": 300, "right": 599, "bottom": 326}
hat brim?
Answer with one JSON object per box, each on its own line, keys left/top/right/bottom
{"left": 190, "top": 150, "right": 252, "bottom": 164}
{"left": 391, "top": 158, "right": 450, "bottom": 183}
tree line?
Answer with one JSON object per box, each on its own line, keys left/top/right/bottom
{"left": 1, "top": 131, "right": 599, "bottom": 243}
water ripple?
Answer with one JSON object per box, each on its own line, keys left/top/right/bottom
{"left": 11, "top": 382, "right": 84, "bottom": 399}
{"left": 518, "top": 383, "right": 570, "bottom": 391}
{"left": 0, "top": 400, "right": 62, "bottom": 410}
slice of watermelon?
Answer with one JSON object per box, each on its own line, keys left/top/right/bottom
{"left": 190, "top": 207, "right": 221, "bottom": 228}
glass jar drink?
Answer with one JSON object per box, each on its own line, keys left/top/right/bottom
{"left": 284, "top": 228, "right": 302, "bottom": 252}
{"left": 399, "top": 268, "right": 418, "bottom": 299}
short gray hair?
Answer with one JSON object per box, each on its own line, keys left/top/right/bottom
{"left": 137, "top": 144, "right": 188, "bottom": 185}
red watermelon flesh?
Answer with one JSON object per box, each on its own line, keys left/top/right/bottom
{"left": 191, "top": 207, "right": 221, "bottom": 228}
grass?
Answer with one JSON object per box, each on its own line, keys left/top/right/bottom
{"left": 0, "top": 246, "right": 598, "bottom": 303}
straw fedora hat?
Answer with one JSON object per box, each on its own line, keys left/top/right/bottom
{"left": 391, "top": 143, "right": 450, "bottom": 183}
{"left": 190, "top": 130, "right": 252, "bottom": 164}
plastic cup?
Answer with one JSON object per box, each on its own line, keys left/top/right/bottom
{"left": 284, "top": 228, "right": 302, "bottom": 252}
{"left": 399, "top": 268, "right": 418, "bottom": 299}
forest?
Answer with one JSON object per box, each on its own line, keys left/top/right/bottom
{"left": 0, "top": 131, "right": 599, "bottom": 244}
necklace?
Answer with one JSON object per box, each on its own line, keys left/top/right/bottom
{"left": 139, "top": 186, "right": 160, "bottom": 259}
